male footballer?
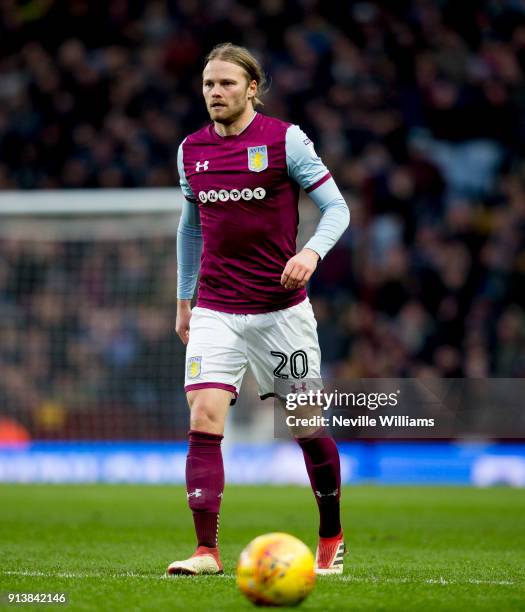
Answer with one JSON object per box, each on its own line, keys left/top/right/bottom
{"left": 167, "top": 43, "right": 350, "bottom": 576}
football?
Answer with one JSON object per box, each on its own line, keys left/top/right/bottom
{"left": 236, "top": 533, "right": 316, "bottom": 607}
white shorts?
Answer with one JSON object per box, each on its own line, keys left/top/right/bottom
{"left": 184, "top": 298, "right": 321, "bottom": 402}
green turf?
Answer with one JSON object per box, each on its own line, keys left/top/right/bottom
{"left": 0, "top": 485, "right": 524, "bottom": 611}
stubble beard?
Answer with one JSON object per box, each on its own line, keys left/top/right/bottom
{"left": 209, "top": 99, "right": 248, "bottom": 126}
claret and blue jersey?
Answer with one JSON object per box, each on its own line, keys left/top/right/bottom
{"left": 177, "top": 112, "right": 349, "bottom": 315}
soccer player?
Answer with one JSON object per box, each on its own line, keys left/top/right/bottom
{"left": 167, "top": 43, "right": 350, "bottom": 576}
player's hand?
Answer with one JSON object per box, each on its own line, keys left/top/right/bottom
{"left": 176, "top": 300, "right": 192, "bottom": 345}
{"left": 281, "top": 248, "right": 320, "bottom": 290}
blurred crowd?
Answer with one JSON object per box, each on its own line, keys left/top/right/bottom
{"left": 0, "top": 237, "right": 186, "bottom": 439}
{"left": 1, "top": 0, "right": 525, "bottom": 438}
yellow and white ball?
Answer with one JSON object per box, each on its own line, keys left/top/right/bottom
{"left": 236, "top": 533, "right": 316, "bottom": 607}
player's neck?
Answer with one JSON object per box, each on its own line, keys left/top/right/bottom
{"left": 214, "top": 109, "right": 257, "bottom": 137}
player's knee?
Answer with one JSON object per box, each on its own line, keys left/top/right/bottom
{"left": 190, "top": 403, "right": 224, "bottom": 434}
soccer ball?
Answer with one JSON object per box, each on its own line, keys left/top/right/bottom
{"left": 236, "top": 532, "right": 315, "bottom": 607}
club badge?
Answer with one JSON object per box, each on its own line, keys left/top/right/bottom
{"left": 247, "top": 146, "right": 268, "bottom": 172}
{"left": 187, "top": 356, "right": 202, "bottom": 379}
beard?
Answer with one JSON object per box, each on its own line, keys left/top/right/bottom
{"left": 209, "top": 100, "right": 248, "bottom": 125}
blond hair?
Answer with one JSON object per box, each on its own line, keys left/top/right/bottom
{"left": 204, "top": 42, "right": 268, "bottom": 107}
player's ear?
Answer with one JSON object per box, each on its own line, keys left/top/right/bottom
{"left": 247, "top": 79, "right": 257, "bottom": 100}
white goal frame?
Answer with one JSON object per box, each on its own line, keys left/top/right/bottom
{"left": 0, "top": 188, "right": 185, "bottom": 215}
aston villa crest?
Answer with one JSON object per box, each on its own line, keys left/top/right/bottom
{"left": 187, "top": 356, "right": 202, "bottom": 379}
{"left": 247, "top": 146, "right": 268, "bottom": 172}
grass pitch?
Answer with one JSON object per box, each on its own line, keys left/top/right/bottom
{"left": 0, "top": 484, "right": 524, "bottom": 611}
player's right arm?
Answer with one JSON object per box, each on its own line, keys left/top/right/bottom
{"left": 176, "top": 141, "right": 202, "bottom": 345}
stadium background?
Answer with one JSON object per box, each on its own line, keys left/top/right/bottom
{"left": 0, "top": 0, "right": 524, "bottom": 485}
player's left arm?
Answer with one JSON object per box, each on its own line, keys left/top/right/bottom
{"left": 282, "top": 124, "right": 350, "bottom": 289}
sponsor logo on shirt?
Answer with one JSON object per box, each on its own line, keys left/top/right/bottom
{"left": 247, "top": 146, "right": 268, "bottom": 172}
{"left": 198, "top": 187, "right": 266, "bottom": 203}
{"left": 302, "top": 136, "right": 320, "bottom": 159}
{"left": 195, "top": 160, "right": 209, "bottom": 172}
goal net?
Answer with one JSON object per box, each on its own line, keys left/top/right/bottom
{"left": 0, "top": 189, "right": 188, "bottom": 441}
{"left": 0, "top": 188, "right": 321, "bottom": 444}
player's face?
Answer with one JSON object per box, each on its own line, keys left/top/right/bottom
{"left": 203, "top": 59, "right": 257, "bottom": 125}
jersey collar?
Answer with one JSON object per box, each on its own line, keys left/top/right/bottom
{"left": 212, "top": 112, "right": 259, "bottom": 139}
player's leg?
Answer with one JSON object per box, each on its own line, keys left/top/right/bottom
{"left": 246, "top": 298, "right": 345, "bottom": 574}
{"left": 276, "top": 399, "right": 344, "bottom": 573}
{"left": 167, "top": 388, "right": 231, "bottom": 576}
{"left": 296, "top": 430, "right": 344, "bottom": 574}
{"left": 186, "top": 388, "right": 231, "bottom": 553}
{"left": 168, "top": 307, "right": 247, "bottom": 576}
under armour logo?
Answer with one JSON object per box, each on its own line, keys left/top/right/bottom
{"left": 291, "top": 383, "right": 307, "bottom": 393}
{"left": 195, "top": 160, "right": 209, "bottom": 172}
{"left": 187, "top": 488, "right": 202, "bottom": 499}
{"left": 315, "top": 489, "right": 339, "bottom": 498}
